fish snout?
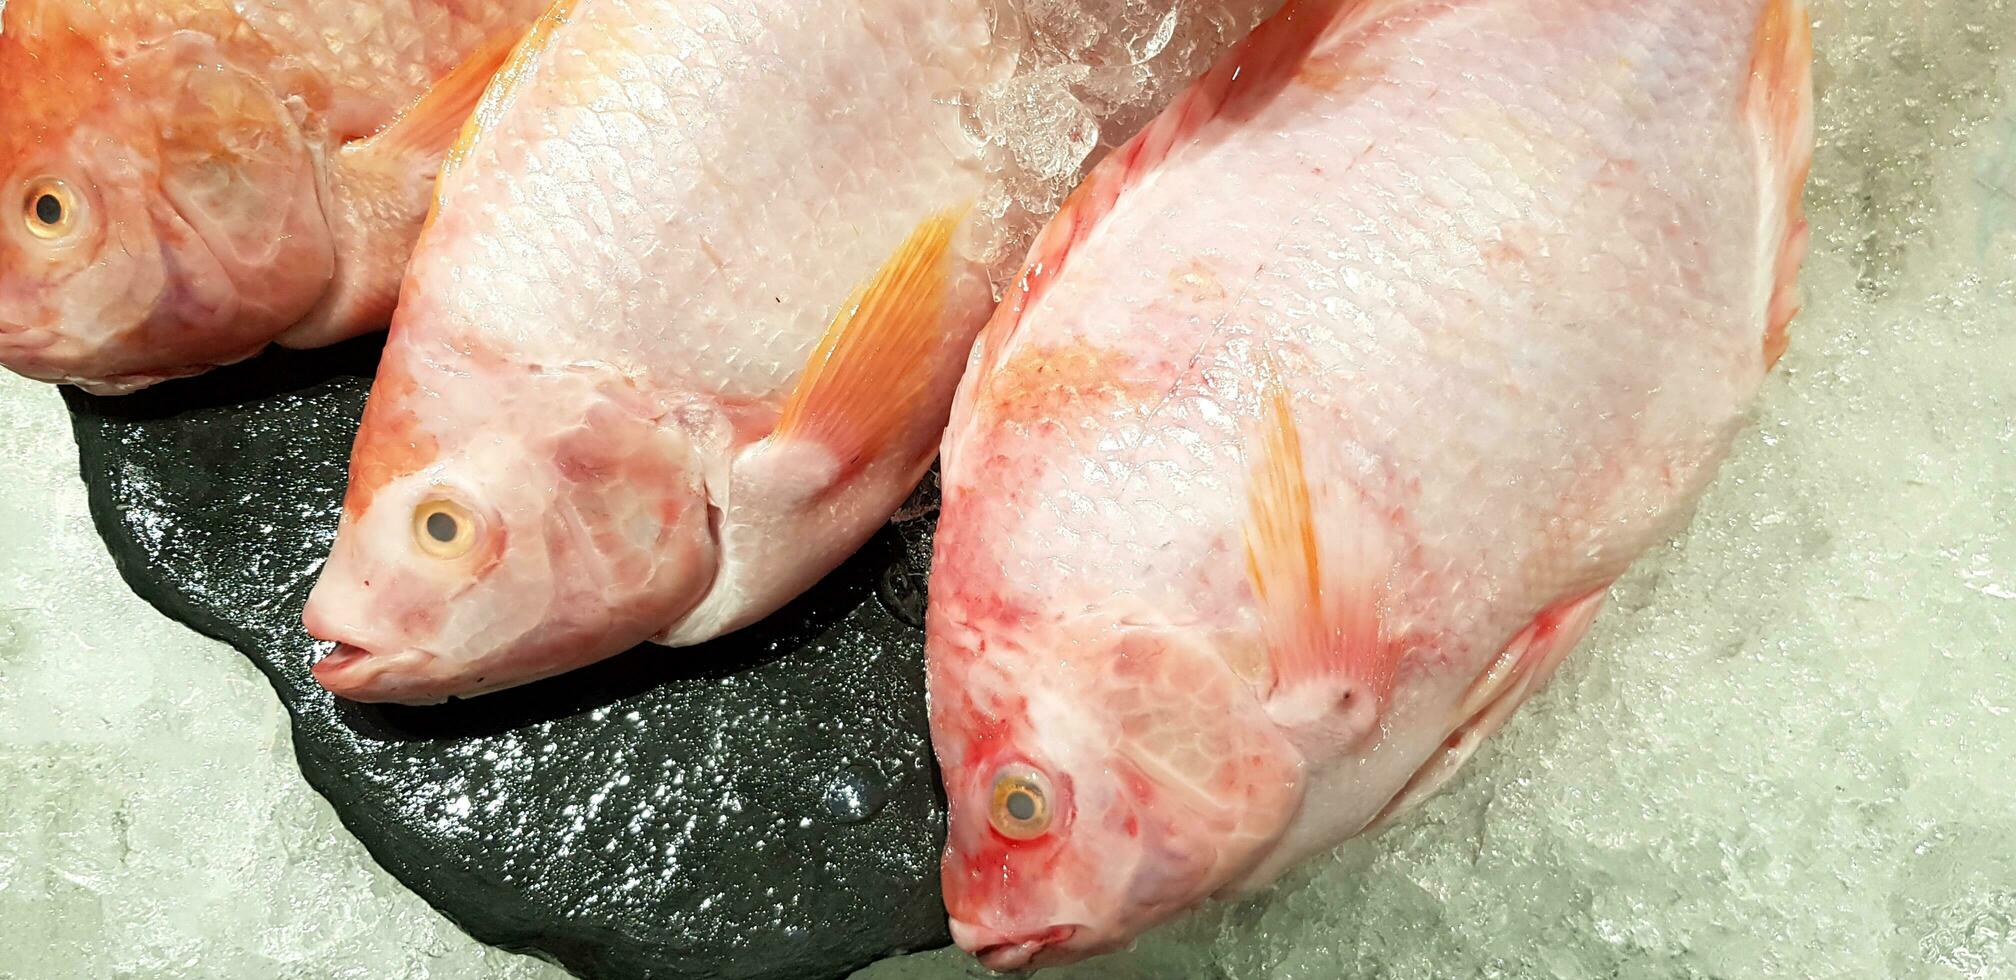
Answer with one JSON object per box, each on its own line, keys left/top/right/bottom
{"left": 951, "top": 920, "right": 1084, "bottom": 972}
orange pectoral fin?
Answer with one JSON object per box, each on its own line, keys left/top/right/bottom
{"left": 1747, "top": 0, "right": 1815, "bottom": 370}
{"left": 350, "top": 22, "right": 530, "bottom": 171}
{"left": 1243, "top": 367, "right": 1399, "bottom": 721}
{"left": 772, "top": 208, "right": 967, "bottom": 480}
{"left": 440, "top": 0, "right": 590, "bottom": 185}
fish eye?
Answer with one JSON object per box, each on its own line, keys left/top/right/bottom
{"left": 988, "top": 766, "right": 1053, "bottom": 841}
{"left": 412, "top": 498, "right": 478, "bottom": 559}
{"left": 22, "top": 178, "right": 78, "bottom": 241}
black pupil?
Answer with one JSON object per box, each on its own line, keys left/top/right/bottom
{"left": 425, "top": 512, "right": 459, "bottom": 543}
{"left": 1005, "top": 789, "right": 1037, "bottom": 822}
{"left": 33, "top": 194, "right": 61, "bottom": 226}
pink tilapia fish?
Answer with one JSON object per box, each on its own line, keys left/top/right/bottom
{"left": 0, "top": 0, "right": 548, "bottom": 393}
{"left": 927, "top": 0, "right": 1813, "bottom": 968}
{"left": 301, "top": 0, "right": 1008, "bottom": 704}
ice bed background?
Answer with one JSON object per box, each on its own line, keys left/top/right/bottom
{"left": 0, "top": 0, "right": 2011, "bottom": 976}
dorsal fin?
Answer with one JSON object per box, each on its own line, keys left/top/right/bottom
{"left": 966, "top": 0, "right": 1407, "bottom": 386}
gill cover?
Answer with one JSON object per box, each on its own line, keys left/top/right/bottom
{"left": 0, "top": 6, "right": 333, "bottom": 389}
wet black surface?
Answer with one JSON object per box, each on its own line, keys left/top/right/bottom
{"left": 63, "top": 337, "right": 951, "bottom": 980}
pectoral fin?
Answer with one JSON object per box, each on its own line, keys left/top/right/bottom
{"left": 1243, "top": 369, "right": 1399, "bottom": 723}
{"left": 349, "top": 26, "right": 526, "bottom": 169}
{"left": 772, "top": 208, "right": 966, "bottom": 479}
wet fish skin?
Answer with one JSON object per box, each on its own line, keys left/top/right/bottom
{"left": 302, "top": 0, "right": 1003, "bottom": 704}
{"left": 0, "top": 0, "right": 546, "bottom": 393}
{"left": 926, "top": 0, "right": 1813, "bottom": 968}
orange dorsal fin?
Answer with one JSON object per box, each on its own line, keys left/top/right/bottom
{"left": 967, "top": 0, "right": 1405, "bottom": 384}
{"left": 1746, "top": 0, "right": 1814, "bottom": 370}
{"left": 772, "top": 208, "right": 966, "bottom": 476}
{"left": 351, "top": 23, "right": 527, "bottom": 167}
{"left": 1243, "top": 367, "right": 1398, "bottom": 716}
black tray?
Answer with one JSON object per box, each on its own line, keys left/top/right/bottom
{"left": 62, "top": 335, "right": 950, "bottom": 980}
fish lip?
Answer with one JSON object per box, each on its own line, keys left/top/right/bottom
{"left": 66, "top": 364, "right": 220, "bottom": 395}
{"left": 313, "top": 642, "right": 374, "bottom": 677}
{"left": 310, "top": 641, "right": 450, "bottom": 704}
{"left": 0, "top": 328, "right": 58, "bottom": 358}
{"left": 954, "top": 922, "right": 1083, "bottom": 972}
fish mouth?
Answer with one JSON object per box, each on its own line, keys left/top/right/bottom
{"left": 0, "top": 326, "right": 234, "bottom": 393}
{"left": 0, "top": 328, "right": 62, "bottom": 382}
{"left": 311, "top": 642, "right": 453, "bottom": 705}
{"left": 952, "top": 921, "right": 1085, "bottom": 972}
{"left": 66, "top": 363, "right": 225, "bottom": 395}
{"left": 0, "top": 320, "right": 50, "bottom": 344}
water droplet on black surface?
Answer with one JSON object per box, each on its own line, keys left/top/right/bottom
{"left": 824, "top": 766, "right": 888, "bottom": 824}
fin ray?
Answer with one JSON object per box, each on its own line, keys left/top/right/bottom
{"left": 440, "top": 0, "right": 590, "bottom": 187}
{"left": 1747, "top": 0, "right": 1814, "bottom": 369}
{"left": 773, "top": 209, "right": 966, "bottom": 477}
{"left": 352, "top": 25, "right": 527, "bottom": 167}
{"left": 1243, "top": 366, "right": 1397, "bottom": 710}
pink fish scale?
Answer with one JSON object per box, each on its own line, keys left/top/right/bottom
{"left": 929, "top": 0, "right": 1806, "bottom": 959}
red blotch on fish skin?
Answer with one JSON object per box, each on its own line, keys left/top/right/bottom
{"left": 654, "top": 495, "right": 690, "bottom": 535}
{"left": 0, "top": 17, "right": 112, "bottom": 152}
{"left": 390, "top": 588, "right": 446, "bottom": 637}
{"left": 954, "top": 687, "right": 1028, "bottom": 776}
{"left": 1482, "top": 239, "right": 1528, "bottom": 272}
{"left": 1207, "top": 763, "right": 1250, "bottom": 797}
{"left": 946, "top": 833, "right": 1058, "bottom": 926}
{"left": 934, "top": 685, "right": 1077, "bottom": 927}
{"left": 980, "top": 339, "right": 1166, "bottom": 433}
{"left": 344, "top": 350, "right": 439, "bottom": 515}
{"left": 925, "top": 494, "right": 1041, "bottom": 634}
{"left": 1121, "top": 766, "right": 1158, "bottom": 807}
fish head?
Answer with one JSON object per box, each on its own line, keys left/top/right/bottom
{"left": 0, "top": 5, "right": 335, "bottom": 391}
{"left": 931, "top": 603, "right": 1304, "bottom": 970}
{"left": 304, "top": 352, "right": 719, "bottom": 703}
